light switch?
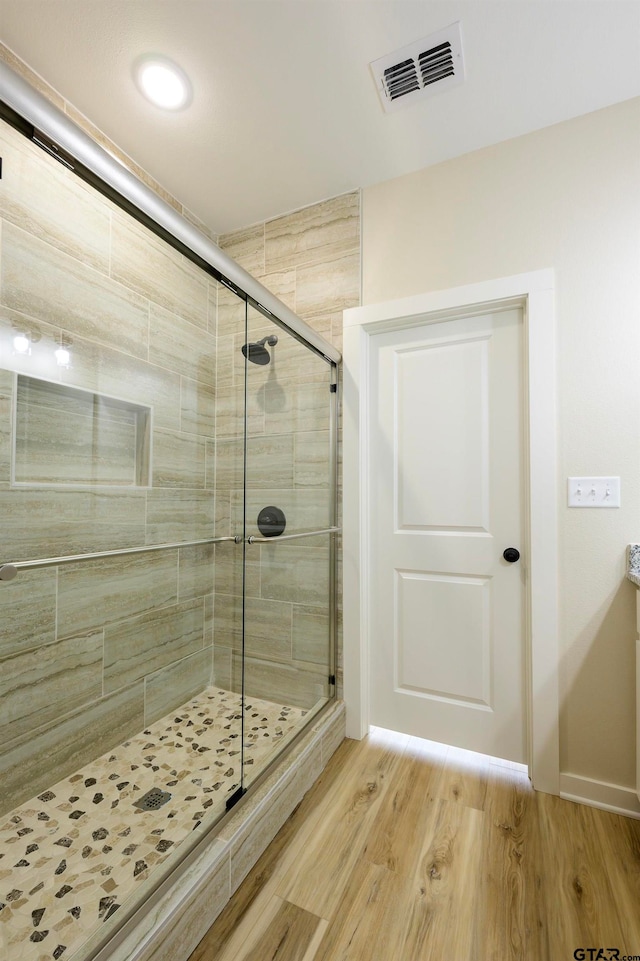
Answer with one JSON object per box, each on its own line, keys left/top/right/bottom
{"left": 567, "top": 476, "right": 620, "bottom": 508}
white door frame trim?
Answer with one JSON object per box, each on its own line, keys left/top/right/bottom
{"left": 342, "top": 269, "right": 559, "bottom": 795}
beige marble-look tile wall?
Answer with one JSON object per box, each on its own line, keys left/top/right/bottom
{"left": 0, "top": 116, "right": 221, "bottom": 812}
{"left": 217, "top": 192, "right": 361, "bottom": 703}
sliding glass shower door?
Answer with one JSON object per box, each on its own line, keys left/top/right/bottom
{"left": 0, "top": 104, "right": 338, "bottom": 961}
{"left": 0, "top": 113, "right": 249, "bottom": 961}
{"left": 212, "top": 297, "right": 336, "bottom": 791}
{"left": 240, "top": 305, "right": 336, "bottom": 786}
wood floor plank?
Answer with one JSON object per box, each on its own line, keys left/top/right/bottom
{"left": 276, "top": 727, "right": 409, "bottom": 919}
{"left": 240, "top": 898, "right": 323, "bottom": 961}
{"left": 434, "top": 743, "right": 489, "bottom": 811}
{"left": 401, "top": 798, "right": 485, "bottom": 961}
{"left": 361, "top": 734, "right": 445, "bottom": 878}
{"left": 312, "top": 858, "right": 412, "bottom": 961}
{"left": 198, "top": 894, "right": 325, "bottom": 961}
{"left": 590, "top": 807, "right": 640, "bottom": 950}
{"left": 537, "top": 792, "right": 629, "bottom": 955}
{"left": 189, "top": 733, "right": 640, "bottom": 961}
{"left": 478, "top": 765, "right": 549, "bottom": 960}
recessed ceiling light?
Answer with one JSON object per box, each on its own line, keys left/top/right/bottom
{"left": 134, "top": 55, "right": 192, "bottom": 110}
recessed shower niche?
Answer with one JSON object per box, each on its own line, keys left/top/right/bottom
{"left": 13, "top": 374, "right": 152, "bottom": 487}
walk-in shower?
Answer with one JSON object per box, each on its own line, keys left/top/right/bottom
{"left": 0, "top": 60, "right": 340, "bottom": 961}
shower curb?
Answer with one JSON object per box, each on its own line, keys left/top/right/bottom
{"left": 93, "top": 700, "right": 346, "bottom": 961}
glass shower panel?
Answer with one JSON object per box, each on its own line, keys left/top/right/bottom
{"left": 0, "top": 116, "right": 245, "bottom": 960}
{"left": 0, "top": 100, "right": 338, "bottom": 961}
{"left": 239, "top": 305, "right": 334, "bottom": 788}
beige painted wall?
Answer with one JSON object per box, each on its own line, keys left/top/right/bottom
{"left": 362, "top": 97, "right": 640, "bottom": 790}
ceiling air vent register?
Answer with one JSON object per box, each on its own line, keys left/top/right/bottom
{"left": 370, "top": 22, "right": 464, "bottom": 113}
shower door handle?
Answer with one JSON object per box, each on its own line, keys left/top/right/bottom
{"left": 0, "top": 535, "right": 242, "bottom": 581}
{"left": 246, "top": 527, "right": 340, "bottom": 544}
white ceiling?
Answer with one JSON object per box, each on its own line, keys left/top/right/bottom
{"left": 2, "top": 1, "right": 640, "bottom": 235}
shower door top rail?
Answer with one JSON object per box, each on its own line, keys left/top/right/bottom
{"left": 0, "top": 535, "right": 242, "bottom": 580}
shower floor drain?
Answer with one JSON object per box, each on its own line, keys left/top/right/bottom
{"left": 133, "top": 787, "right": 172, "bottom": 811}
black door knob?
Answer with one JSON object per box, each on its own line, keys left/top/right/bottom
{"left": 503, "top": 547, "right": 520, "bottom": 563}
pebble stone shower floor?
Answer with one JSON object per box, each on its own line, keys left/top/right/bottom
{"left": 0, "top": 686, "right": 308, "bottom": 961}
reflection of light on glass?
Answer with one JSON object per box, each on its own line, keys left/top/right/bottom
{"left": 55, "top": 335, "right": 72, "bottom": 368}
{"left": 13, "top": 333, "right": 30, "bottom": 354}
{"left": 54, "top": 346, "right": 71, "bottom": 368}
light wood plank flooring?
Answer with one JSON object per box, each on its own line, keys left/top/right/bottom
{"left": 188, "top": 728, "right": 640, "bottom": 961}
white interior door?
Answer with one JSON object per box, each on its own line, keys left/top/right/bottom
{"left": 369, "top": 307, "right": 526, "bottom": 763}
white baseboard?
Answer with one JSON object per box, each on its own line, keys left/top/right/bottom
{"left": 560, "top": 772, "right": 640, "bottom": 819}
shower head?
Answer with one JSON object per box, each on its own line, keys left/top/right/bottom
{"left": 241, "top": 334, "right": 278, "bottom": 365}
